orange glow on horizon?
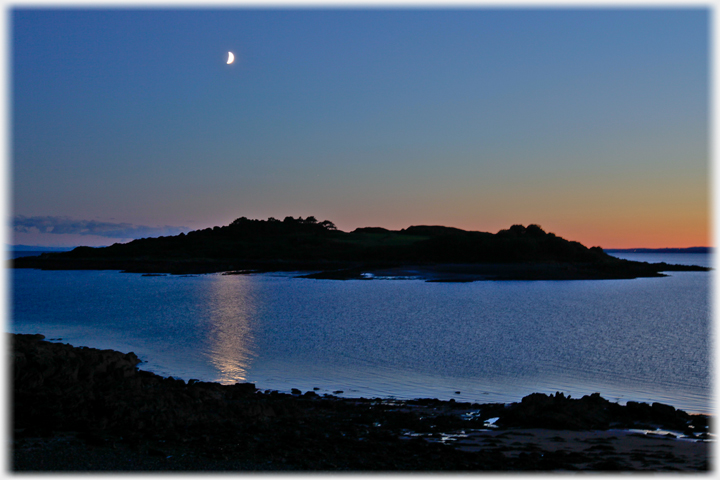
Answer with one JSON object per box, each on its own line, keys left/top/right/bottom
{"left": 328, "top": 216, "right": 710, "bottom": 251}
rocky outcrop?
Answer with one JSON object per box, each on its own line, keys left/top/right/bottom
{"left": 13, "top": 334, "right": 264, "bottom": 438}
{"left": 497, "top": 392, "right": 708, "bottom": 434}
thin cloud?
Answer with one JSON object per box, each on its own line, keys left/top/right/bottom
{"left": 12, "top": 216, "right": 189, "bottom": 239}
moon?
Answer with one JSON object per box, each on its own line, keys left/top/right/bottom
{"left": 227, "top": 51, "right": 235, "bottom": 64}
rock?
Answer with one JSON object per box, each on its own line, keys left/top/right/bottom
{"left": 690, "top": 414, "right": 709, "bottom": 432}
{"left": 11, "top": 334, "right": 283, "bottom": 439}
{"left": 651, "top": 402, "right": 676, "bottom": 417}
{"left": 229, "top": 382, "right": 257, "bottom": 397}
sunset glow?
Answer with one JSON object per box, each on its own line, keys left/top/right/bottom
{"left": 11, "top": 9, "right": 708, "bottom": 250}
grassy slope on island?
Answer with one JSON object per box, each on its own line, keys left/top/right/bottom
{"left": 11, "top": 216, "right": 709, "bottom": 278}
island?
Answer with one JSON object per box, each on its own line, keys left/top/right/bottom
{"left": 11, "top": 216, "right": 710, "bottom": 281}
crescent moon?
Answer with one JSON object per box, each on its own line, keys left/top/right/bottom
{"left": 227, "top": 51, "right": 235, "bottom": 64}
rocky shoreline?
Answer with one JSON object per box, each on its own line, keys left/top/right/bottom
{"left": 12, "top": 256, "right": 710, "bottom": 280}
{"left": 12, "top": 333, "right": 712, "bottom": 471}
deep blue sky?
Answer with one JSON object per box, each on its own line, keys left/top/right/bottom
{"left": 12, "top": 8, "right": 708, "bottom": 247}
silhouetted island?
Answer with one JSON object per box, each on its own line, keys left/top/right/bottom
{"left": 12, "top": 216, "right": 709, "bottom": 280}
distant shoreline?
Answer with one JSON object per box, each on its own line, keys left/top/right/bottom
{"left": 10, "top": 246, "right": 713, "bottom": 254}
{"left": 605, "top": 247, "right": 711, "bottom": 254}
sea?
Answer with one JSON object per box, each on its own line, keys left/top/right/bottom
{"left": 8, "top": 252, "right": 713, "bottom": 414}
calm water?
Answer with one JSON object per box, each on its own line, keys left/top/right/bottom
{"left": 9, "top": 253, "right": 712, "bottom": 413}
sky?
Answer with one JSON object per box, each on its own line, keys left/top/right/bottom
{"left": 10, "top": 7, "right": 709, "bottom": 249}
